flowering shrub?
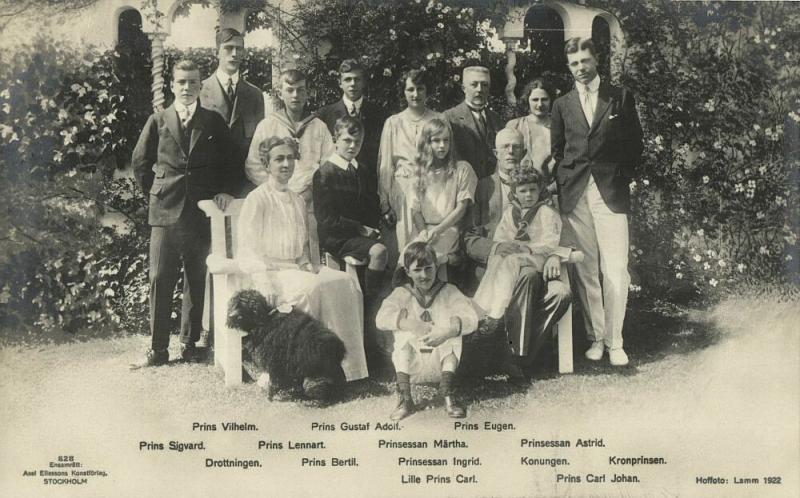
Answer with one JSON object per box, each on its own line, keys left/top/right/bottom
{"left": 578, "top": 0, "right": 800, "bottom": 300}
{"left": 0, "top": 37, "right": 273, "bottom": 332}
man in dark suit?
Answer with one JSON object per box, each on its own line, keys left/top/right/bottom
{"left": 130, "top": 60, "right": 238, "bottom": 368}
{"left": 551, "top": 37, "right": 644, "bottom": 367}
{"left": 316, "top": 59, "right": 387, "bottom": 176}
{"left": 444, "top": 66, "right": 502, "bottom": 185}
{"left": 199, "top": 28, "right": 264, "bottom": 197}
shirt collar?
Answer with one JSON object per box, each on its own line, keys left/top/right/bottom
{"left": 466, "top": 103, "right": 486, "bottom": 115}
{"left": 342, "top": 96, "right": 363, "bottom": 112}
{"left": 174, "top": 100, "right": 197, "bottom": 119}
{"left": 577, "top": 75, "right": 600, "bottom": 94}
{"left": 328, "top": 153, "right": 358, "bottom": 171}
{"left": 216, "top": 69, "right": 240, "bottom": 87}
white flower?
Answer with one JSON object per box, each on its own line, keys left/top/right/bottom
{"left": 709, "top": 278, "right": 718, "bottom": 287}
{"left": 718, "top": 260, "right": 727, "bottom": 267}
{"left": 758, "top": 165, "right": 767, "bottom": 175}
{"left": 748, "top": 180, "right": 756, "bottom": 188}
{"left": 676, "top": 272, "right": 683, "bottom": 280}
{"left": 770, "top": 44, "right": 777, "bottom": 50}
{"left": 713, "top": 141, "right": 722, "bottom": 150}
{"left": 654, "top": 135, "right": 663, "bottom": 145}
{"left": 737, "top": 263, "right": 746, "bottom": 273}
{"left": 675, "top": 121, "right": 683, "bottom": 128}
{"left": 734, "top": 183, "right": 744, "bottom": 193}
{"left": 753, "top": 124, "right": 761, "bottom": 131}
{"left": 786, "top": 255, "right": 794, "bottom": 262}
{"left": 757, "top": 211, "right": 765, "bottom": 219}
{"left": 775, "top": 195, "right": 787, "bottom": 206}
{"left": 693, "top": 254, "right": 702, "bottom": 262}
{"left": 697, "top": 229, "right": 705, "bottom": 236}
{"left": 759, "top": 245, "right": 769, "bottom": 255}
{"left": 642, "top": 179, "right": 650, "bottom": 186}
{"left": 703, "top": 262, "right": 710, "bottom": 270}
{"left": 703, "top": 100, "right": 715, "bottom": 112}
{"left": 383, "top": 68, "right": 392, "bottom": 77}
{"left": 702, "top": 175, "right": 710, "bottom": 184}
{"left": 437, "top": 22, "right": 444, "bottom": 29}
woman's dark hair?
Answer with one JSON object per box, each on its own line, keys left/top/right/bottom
{"left": 517, "top": 78, "right": 555, "bottom": 116}
{"left": 398, "top": 68, "right": 430, "bottom": 104}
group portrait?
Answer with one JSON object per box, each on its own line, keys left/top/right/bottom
{"left": 1, "top": 1, "right": 798, "bottom": 497}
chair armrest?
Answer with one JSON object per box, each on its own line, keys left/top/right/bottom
{"left": 206, "top": 254, "right": 240, "bottom": 275}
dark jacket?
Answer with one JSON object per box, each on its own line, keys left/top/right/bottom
{"left": 444, "top": 100, "right": 502, "bottom": 180}
{"left": 132, "top": 103, "right": 238, "bottom": 226}
{"left": 550, "top": 82, "right": 643, "bottom": 214}
{"left": 316, "top": 98, "right": 387, "bottom": 175}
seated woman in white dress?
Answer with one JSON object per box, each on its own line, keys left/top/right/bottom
{"left": 235, "top": 136, "right": 368, "bottom": 382}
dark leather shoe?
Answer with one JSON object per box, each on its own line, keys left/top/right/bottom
{"left": 443, "top": 396, "right": 466, "bottom": 418}
{"left": 390, "top": 397, "right": 415, "bottom": 421}
{"left": 502, "top": 361, "right": 528, "bottom": 386}
{"left": 130, "top": 349, "right": 168, "bottom": 370}
{"left": 180, "top": 343, "right": 208, "bottom": 363}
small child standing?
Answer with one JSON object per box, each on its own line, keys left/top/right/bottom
{"left": 376, "top": 242, "right": 478, "bottom": 420}
{"left": 473, "top": 161, "right": 566, "bottom": 349}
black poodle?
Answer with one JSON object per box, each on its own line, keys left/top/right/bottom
{"left": 227, "top": 289, "right": 346, "bottom": 401}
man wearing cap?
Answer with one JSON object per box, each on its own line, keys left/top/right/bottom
{"left": 200, "top": 27, "right": 265, "bottom": 196}
{"left": 551, "top": 37, "right": 643, "bottom": 367}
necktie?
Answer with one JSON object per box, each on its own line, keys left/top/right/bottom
{"left": 348, "top": 104, "right": 358, "bottom": 117}
{"left": 582, "top": 84, "right": 594, "bottom": 125}
{"left": 179, "top": 108, "right": 191, "bottom": 129}
{"left": 476, "top": 110, "right": 487, "bottom": 137}
{"left": 226, "top": 78, "right": 235, "bottom": 103}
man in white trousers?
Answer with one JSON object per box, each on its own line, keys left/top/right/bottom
{"left": 550, "top": 37, "right": 644, "bottom": 366}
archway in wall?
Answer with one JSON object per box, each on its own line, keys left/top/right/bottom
{"left": 591, "top": 15, "right": 611, "bottom": 80}
{"left": 515, "top": 4, "right": 572, "bottom": 113}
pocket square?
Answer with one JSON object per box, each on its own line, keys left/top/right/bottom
{"left": 608, "top": 114, "right": 618, "bottom": 120}
{"left": 207, "top": 135, "right": 214, "bottom": 140}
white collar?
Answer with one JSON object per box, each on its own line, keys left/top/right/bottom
{"left": 577, "top": 75, "right": 600, "bottom": 94}
{"left": 328, "top": 153, "right": 358, "bottom": 171}
{"left": 467, "top": 103, "right": 486, "bottom": 115}
{"left": 216, "top": 69, "right": 240, "bottom": 87}
{"left": 342, "top": 96, "right": 363, "bottom": 112}
{"left": 174, "top": 100, "right": 197, "bottom": 119}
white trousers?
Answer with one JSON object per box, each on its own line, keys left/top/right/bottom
{"left": 562, "top": 177, "right": 630, "bottom": 349}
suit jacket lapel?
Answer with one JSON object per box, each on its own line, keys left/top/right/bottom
{"left": 164, "top": 105, "right": 183, "bottom": 148}
{"left": 458, "top": 101, "right": 484, "bottom": 140}
{"left": 589, "top": 84, "right": 613, "bottom": 135}
{"left": 189, "top": 107, "right": 205, "bottom": 154}
{"left": 568, "top": 89, "right": 590, "bottom": 132}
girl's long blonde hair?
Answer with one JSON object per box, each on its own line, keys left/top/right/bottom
{"left": 412, "top": 118, "right": 456, "bottom": 202}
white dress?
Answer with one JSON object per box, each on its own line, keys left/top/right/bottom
{"left": 375, "top": 283, "right": 478, "bottom": 376}
{"left": 473, "top": 203, "right": 563, "bottom": 319}
{"left": 237, "top": 182, "right": 368, "bottom": 381}
{"left": 404, "top": 160, "right": 477, "bottom": 263}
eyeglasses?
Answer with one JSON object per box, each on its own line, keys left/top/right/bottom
{"left": 495, "top": 144, "right": 525, "bottom": 152}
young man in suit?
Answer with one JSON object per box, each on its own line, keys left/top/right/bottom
{"left": 444, "top": 66, "right": 502, "bottom": 183}
{"left": 130, "top": 60, "right": 238, "bottom": 369}
{"left": 199, "top": 28, "right": 265, "bottom": 197}
{"left": 463, "top": 128, "right": 571, "bottom": 381}
{"left": 316, "top": 59, "right": 387, "bottom": 176}
{"left": 551, "top": 37, "right": 644, "bottom": 366}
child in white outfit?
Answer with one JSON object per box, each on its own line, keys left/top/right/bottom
{"left": 376, "top": 242, "right": 478, "bottom": 420}
{"left": 473, "top": 163, "right": 565, "bottom": 322}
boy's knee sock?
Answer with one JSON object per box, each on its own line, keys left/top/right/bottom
{"left": 364, "top": 268, "right": 385, "bottom": 302}
{"left": 439, "top": 371, "right": 456, "bottom": 396}
{"left": 396, "top": 372, "right": 411, "bottom": 398}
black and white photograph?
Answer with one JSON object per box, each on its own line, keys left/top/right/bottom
{"left": 0, "top": 0, "right": 798, "bottom": 496}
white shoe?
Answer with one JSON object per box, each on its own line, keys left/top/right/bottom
{"left": 585, "top": 341, "right": 604, "bottom": 361}
{"left": 609, "top": 348, "right": 629, "bottom": 366}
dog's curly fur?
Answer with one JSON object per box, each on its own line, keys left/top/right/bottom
{"left": 227, "top": 289, "right": 346, "bottom": 401}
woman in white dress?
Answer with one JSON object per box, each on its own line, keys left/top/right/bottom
{"left": 405, "top": 118, "right": 477, "bottom": 267}
{"left": 377, "top": 69, "right": 444, "bottom": 266}
{"left": 505, "top": 78, "right": 556, "bottom": 185}
{"left": 236, "top": 137, "right": 368, "bottom": 381}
